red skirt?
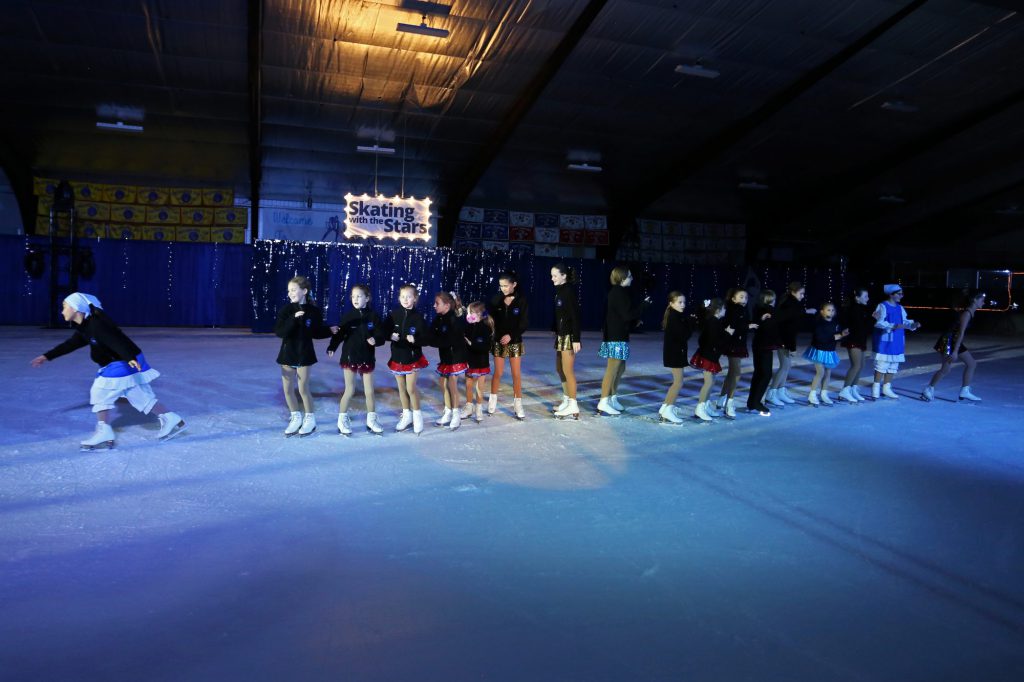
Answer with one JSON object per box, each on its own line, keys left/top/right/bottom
{"left": 436, "top": 362, "right": 469, "bottom": 377}
{"left": 388, "top": 356, "right": 429, "bottom": 375}
{"left": 689, "top": 353, "right": 722, "bottom": 374}
{"left": 466, "top": 367, "right": 491, "bottom": 377}
{"left": 724, "top": 348, "right": 749, "bottom": 359}
{"left": 340, "top": 362, "right": 375, "bottom": 375}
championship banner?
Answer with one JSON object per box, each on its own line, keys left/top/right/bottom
{"left": 343, "top": 193, "right": 431, "bottom": 243}
{"left": 110, "top": 205, "right": 146, "bottom": 223}
{"left": 142, "top": 226, "right": 175, "bottom": 242}
{"left": 182, "top": 208, "right": 214, "bottom": 226}
{"left": 103, "top": 186, "right": 137, "bottom": 203}
{"left": 169, "top": 188, "right": 202, "bottom": 206}
{"left": 73, "top": 182, "right": 103, "bottom": 201}
{"left": 214, "top": 207, "right": 248, "bottom": 226}
{"left": 78, "top": 202, "right": 111, "bottom": 221}
{"left": 202, "top": 188, "right": 234, "bottom": 207}
{"left": 212, "top": 227, "right": 246, "bottom": 244}
{"left": 137, "top": 187, "right": 170, "bottom": 205}
{"left": 146, "top": 206, "right": 181, "bottom": 224}
{"left": 175, "top": 226, "right": 211, "bottom": 243}
{"left": 34, "top": 178, "right": 58, "bottom": 197}
{"left": 78, "top": 222, "right": 107, "bottom": 239}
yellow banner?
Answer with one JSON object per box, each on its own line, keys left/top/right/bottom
{"left": 169, "top": 188, "right": 202, "bottom": 206}
{"left": 35, "top": 215, "right": 71, "bottom": 236}
{"left": 214, "top": 207, "right": 247, "bottom": 225}
{"left": 137, "top": 187, "right": 170, "bottom": 205}
{"left": 110, "top": 205, "right": 146, "bottom": 223}
{"left": 175, "top": 226, "right": 211, "bottom": 243}
{"left": 73, "top": 182, "right": 103, "bottom": 202}
{"left": 182, "top": 207, "right": 214, "bottom": 226}
{"left": 109, "top": 224, "right": 141, "bottom": 240}
{"left": 37, "top": 197, "right": 52, "bottom": 215}
{"left": 78, "top": 202, "right": 111, "bottom": 221}
{"left": 78, "top": 222, "right": 107, "bottom": 239}
{"left": 141, "top": 226, "right": 176, "bottom": 242}
{"left": 102, "top": 185, "right": 137, "bottom": 204}
{"left": 211, "top": 226, "right": 246, "bottom": 243}
{"left": 202, "top": 188, "right": 234, "bottom": 207}
{"left": 34, "top": 177, "right": 59, "bottom": 197}
{"left": 146, "top": 206, "right": 181, "bottom": 224}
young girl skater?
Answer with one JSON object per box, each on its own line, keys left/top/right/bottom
{"left": 31, "top": 293, "right": 186, "bottom": 450}
{"left": 429, "top": 292, "right": 469, "bottom": 431}
{"left": 275, "top": 275, "right": 333, "bottom": 437}
{"left": 387, "top": 284, "right": 429, "bottom": 434}
{"left": 871, "top": 284, "right": 921, "bottom": 399}
{"left": 803, "top": 303, "right": 849, "bottom": 406}
{"left": 659, "top": 291, "right": 692, "bottom": 424}
{"left": 749, "top": 290, "right": 781, "bottom": 415}
{"left": 326, "top": 284, "right": 385, "bottom": 436}
{"left": 921, "top": 288, "right": 986, "bottom": 402}
{"left": 551, "top": 263, "right": 582, "bottom": 420}
{"left": 838, "top": 288, "right": 873, "bottom": 403}
{"left": 690, "top": 299, "right": 726, "bottom": 422}
{"left": 769, "top": 282, "right": 817, "bottom": 404}
{"left": 716, "top": 288, "right": 757, "bottom": 418}
{"left": 597, "top": 266, "right": 648, "bottom": 416}
{"left": 488, "top": 271, "right": 529, "bottom": 419}
{"left": 461, "top": 301, "right": 493, "bottom": 423}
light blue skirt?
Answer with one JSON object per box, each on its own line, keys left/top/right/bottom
{"left": 803, "top": 347, "right": 839, "bottom": 369}
{"left": 599, "top": 341, "right": 630, "bottom": 361}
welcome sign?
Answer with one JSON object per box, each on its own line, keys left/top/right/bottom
{"left": 344, "top": 193, "right": 431, "bottom": 242}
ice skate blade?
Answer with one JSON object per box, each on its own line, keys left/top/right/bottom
{"left": 159, "top": 421, "right": 187, "bottom": 441}
{"left": 298, "top": 427, "right": 316, "bottom": 438}
{"left": 365, "top": 427, "right": 383, "bottom": 435}
{"left": 594, "top": 410, "right": 620, "bottom": 418}
{"left": 554, "top": 413, "right": 581, "bottom": 421}
{"left": 80, "top": 441, "right": 115, "bottom": 451}
{"left": 658, "top": 417, "right": 683, "bottom": 425}
{"left": 338, "top": 430, "right": 351, "bottom": 437}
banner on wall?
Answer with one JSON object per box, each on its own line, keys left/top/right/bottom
{"left": 259, "top": 207, "right": 349, "bottom": 243}
{"left": 343, "top": 193, "right": 432, "bottom": 243}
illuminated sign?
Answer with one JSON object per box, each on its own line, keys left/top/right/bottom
{"left": 344, "top": 193, "right": 431, "bottom": 242}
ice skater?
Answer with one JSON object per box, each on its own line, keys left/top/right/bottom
{"left": 326, "top": 284, "right": 385, "bottom": 436}
{"left": 871, "top": 284, "right": 921, "bottom": 399}
{"left": 768, "top": 282, "right": 817, "bottom": 405}
{"left": 551, "top": 263, "right": 582, "bottom": 420}
{"left": 659, "top": 291, "right": 692, "bottom": 424}
{"left": 387, "top": 284, "right": 429, "bottom": 434}
{"left": 803, "top": 303, "right": 849, "bottom": 406}
{"left": 749, "top": 290, "right": 780, "bottom": 415}
{"left": 690, "top": 299, "right": 726, "bottom": 422}
{"left": 461, "top": 301, "right": 493, "bottom": 423}
{"left": 30, "top": 293, "right": 185, "bottom": 450}
{"left": 597, "top": 266, "right": 649, "bottom": 416}
{"left": 921, "top": 288, "right": 986, "bottom": 402}
{"left": 838, "top": 288, "right": 872, "bottom": 403}
{"left": 275, "top": 275, "right": 334, "bottom": 437}
{"left": 428, "top": 292, "right": 469, "bottom": 430}
{"left": 716, "top": 287, "right": 757, "bottom": 418}
{"left": 487, "top": 271, "right": 529, "bottom": 419}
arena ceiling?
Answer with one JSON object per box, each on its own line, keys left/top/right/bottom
{"left": 1, "top": 0, "right": 1023, "bottom": 259}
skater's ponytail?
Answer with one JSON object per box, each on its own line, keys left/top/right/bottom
{"left": 662, "top": 291, "right": 685, "bottom": 330}
{"left": 552, "top": 262, "right": 575, "bottom": 284}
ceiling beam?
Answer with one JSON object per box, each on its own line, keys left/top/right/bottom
{"left": 437, "top": 0, "right": 610, "bottom": 246}
{"left": 248, "top": 0, "right": 263, "bottom": 239}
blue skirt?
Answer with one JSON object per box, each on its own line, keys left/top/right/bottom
{"left": 599, "top": 341, "right": 630, "bottom": 361}
{"left": 803, "top": 347, "right": 839, "bottom": 369}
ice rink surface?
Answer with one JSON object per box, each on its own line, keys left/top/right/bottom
{"left": 2, "top": 326, "right": 1023, "bottom": 681}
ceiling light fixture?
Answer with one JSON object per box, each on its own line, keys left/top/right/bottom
{"left": 400, "top": 0, "right": 451, "bottom": 15}
{"left": 878, "top": 194, "right": 906, "bottom": 204}
{"left": 96, "top": 121, "right": 144, "bottom": 132}
{"left": 397, "top": 15, "right": 449, "bottom": 38}
{"left": 737, "top": 181, "right": 769, "bottom": 190}
{"left": 881, "top": 100, "right": 918, "bottom": 113}
{"left": 356, "top": 144, "right": 396, "bottom": 155}
{"left": 675, "top": 64, "right": 720, "bottom": 79}
{"left": 567, "top": 162, "right": 602, "bottom": 172}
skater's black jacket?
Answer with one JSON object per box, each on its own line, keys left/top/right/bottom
{"left": 327, "top": 307, "right": 386, "bottom": 366}
{"left": 662, "top": 309, "right": 693, "bottom": 368}
{"left": 752, "top": 304, "right": 782, "bottom": 349}
{"left": 602, "top": 286, "right": 645, "bottom": 343}
{"left": 552, "top": 283, "right": 581, "bottom": 343}
{"left": 465, "top": 320, "right": 493, "bottom": 370}
{"left": 722, "top": 301, "right": 752, "bottom": 354}
{"left": 274, "top": 301, "right": 331, "bottom": 366}
{"left": 841, "top": 302, "right": 873, "bottom": 348}
{"left": 43, "top": 305, "right": 142, "bottom": 367}
{"left": 387, "top": 307, "right": 427, "bottom": 365}
{"left": 809, "top": 318, "right": 843, "bottom": 352}
{"left": 488, "top": 291, "right": 529, "bottom": 344}
{"left": 427, "top": 309, "right": 468, "bottom": 365}
{"left": 775, "top": 295, "right": 808, "bottom": 352}
{"left": 695, "top": 317, "right": 725, "bottom": 363}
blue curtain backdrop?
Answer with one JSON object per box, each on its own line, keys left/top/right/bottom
{"left": 1, "top": 235, "right": 251, "bottom": 326}
{"left": 250, "top": 240, "right": 855, "bottom": 335}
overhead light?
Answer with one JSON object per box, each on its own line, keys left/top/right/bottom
{"left": 881, "top": 100, "right": 918, "bottom": 113}
{"left": 675, "top": 64, "right": 720, "bottom": 79}
{"left": 567, "top": 163, "right": 602, "bottom": 172}
{"left": 96, "top": 121, "right": 144, "bottom": 132}
{"left": 397, "top": 18, "right": 449, "bottom": 38}
{"left": 878, "top": 194, "right": 906, "bottom": 204}
{"left": 400, "top": 1, "right": 451, "bottom": 15}
{"left": 738, "top": 181, "right": 768, "bottom": 190}
{"left": 356, "top": 144, "right": 396, "bottom": 155}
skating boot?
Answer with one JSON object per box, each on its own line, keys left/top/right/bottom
{"left": 694, "top": 402, "right": 713, "bottom": 422}
{"left": 778, "top": 387, "right": 796, "bottom": 404}
{"left": 959, "top": 386, "right": 981, "bottom": 402}
{"left": 766, "top": 389, "right": 786, "bottom": 408}
{"left": 157, "top": 412, "right": 186, "bottom": 440}
{"left": 449, "top": 409, "right": 461, "bottom": 431}
{"left": 552, "top": 395, "right": 569, "bottom": 413}
{"left": 298, "top": 413, "right": 317, "bottom": 437}
{"left": 820, "top": 390, "right": 834, "bottom": 406}
{"left": 81, "top": 422, "right": 115, "bottom": 451}
{"left": 554, "top": 399, "right": 580, "bottom": 420}
{"left": 748, "top": 403, "right": 771, "bottom": 416}
{"left": 460, "top": 403, "right": 475, "bottom": 419}
{"left": 705, "top": 400, "right": 721, "bottom": 418}
{"left": 487, "top": 393, "right": 498, "bottom": 414}
{"left": 365, "top": 412, "right": 383, "bottom": 435}
{"left": 513, "top": 397, "right": 526, "bottom": 420}
{"left": 395, "top": 409, "right": 413, "bottom": 432}
{"left": 659, "top": 404, "right": 683, "bottom": 424}
{"left": 882, "top": 383, "right": 899, "bottom": 399}
{"left": 838, "top": 386, "right": 856, "bottom": 403}
{"left": 852, "top": 385, "right": 866, "bottom": 402}
{"left": 610, "top": 395, "right": 625, "bottom": 412}
{"left": 435, "top": 408, "right": 452, "bottom": 426}
{"left": 474, "top": 403, "right": 484, "bottom": 422}
{"left": 284, "top": 411, "right": 303, "bottom": 437}
{"left": 808, "top": 390, "right": 821, "bottom": 407}
{"left": 715, "top": 394, "right": 728, "bottom": 411}
{"left": 724, "top": 398, "right": 737, "bottom": 419}
{"left": 921, "top": 386, "right": 934, "bottom": 402}
{"left": 596, "top": 397, "right": 621, "bottom": 416}
{"left": 412, "top": 409, "right": 424, "bottom": 435}
{"left": 337, "top": 412, "right": 352, "bottom": 436}
{"left": 871, "top": 382, "right": 881, "bottom": 400}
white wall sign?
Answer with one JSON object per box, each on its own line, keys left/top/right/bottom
{"left": 344, "top": 193, "right": 431, "bottom": 242}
